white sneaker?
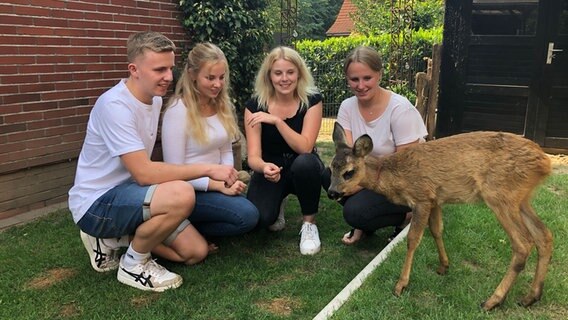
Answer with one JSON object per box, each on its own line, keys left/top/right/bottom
{"left": 117, "top": 255, "right": 182, "bottom": 292}
{"left": 80, "top": 230, "right": 120, "bottom": 272}
{"left": 299, "top": 222, "right": 321, "bottom": 255}
{"left": 268, "top": 197, "right": 287, "bottom": 232}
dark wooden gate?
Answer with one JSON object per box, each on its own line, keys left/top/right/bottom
{"left": 437, "top": 0, "right": 568, "bottom": 151}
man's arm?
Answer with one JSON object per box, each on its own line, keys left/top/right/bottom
{"left": 121, "top": 150, "right": 237, "bottom": 186}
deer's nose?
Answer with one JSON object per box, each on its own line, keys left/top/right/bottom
{"left": 327, "top": 190, "right": 344, "bottom": 200}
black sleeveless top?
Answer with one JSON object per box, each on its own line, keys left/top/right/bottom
{"left": 245, "top": 93, "right": 322, "bottom": 167}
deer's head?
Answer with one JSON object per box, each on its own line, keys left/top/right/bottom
{"left": 327, "top": 122, "right": 374, "bottom": 200}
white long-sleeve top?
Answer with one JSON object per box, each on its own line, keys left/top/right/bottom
{"left": 161, "top": 98, "right": 234, "bottom": 191}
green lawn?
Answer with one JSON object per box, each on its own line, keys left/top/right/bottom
{"left": 0, "top": 141, "right": 566, "bottom": 320}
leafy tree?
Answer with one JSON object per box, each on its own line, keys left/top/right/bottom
{"left": 352, "top": 0, "right": 444, "bottom": 35}
{"left": 178, "top": 0, "right": 273, "bottom": 119}
{"left": 266, "top": 0, "right": 343, "bottom": 42}
{"left": 296, "top": 0, "right": 344, "bottom": 40}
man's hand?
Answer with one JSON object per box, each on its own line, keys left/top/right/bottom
{"left": 209, "top": 164, "right": 238, "bottom": 187}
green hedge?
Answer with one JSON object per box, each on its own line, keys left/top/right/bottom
{"left": 295, "top": 27, "right": 443, "bottom": 114}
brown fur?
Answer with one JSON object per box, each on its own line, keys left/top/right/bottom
{"left": 328, "top": 122, "right": 553, "bottom": 311}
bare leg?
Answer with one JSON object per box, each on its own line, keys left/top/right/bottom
{"left": 131, "top": 181, "right": 194, "bottom": 255}
{"left": 152, "top": 224, "right": 209, "bottom": 265}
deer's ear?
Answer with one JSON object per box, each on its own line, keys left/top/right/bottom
{"left": 353, "top": 134, "right": 373, "bottom": 157}
{"left": 332, "top": 122, "right": 350, "bottom": 149}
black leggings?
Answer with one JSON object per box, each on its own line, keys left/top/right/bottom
{"left": 247, "top": 153, "right": 324, "bottom": 229}
{"left": 321, "top": 167, "right": 409, "bottom": 233}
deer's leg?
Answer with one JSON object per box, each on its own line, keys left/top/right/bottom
{"left": 428, "top": 204, "right": 449, "bottom": 275}
{"left": 518, "top": 199, "right": 553, "bottom": 307}
{"left": 394, "top": 203, "right": 430, "bottom": 296}
{"left": 482, "top": 201, "right": 532, "bottom": 311}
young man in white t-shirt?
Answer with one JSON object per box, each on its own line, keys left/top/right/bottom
{"left": 68, "top": 32, "right": 238, "bottom": 292}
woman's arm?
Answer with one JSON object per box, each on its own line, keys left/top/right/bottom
{"left": 244, "top": 108, "right": 281, "bottom": 182}
{"left": 244, "top": 108, "right": 265, "bottom": 173}
{"left": 275, "top": 101, "right": 322, "bottom": 154}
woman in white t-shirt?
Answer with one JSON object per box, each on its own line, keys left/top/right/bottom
{"left": 161, "top": 43, "right": 259, "bottom": 251}
{"left": 323, "top": 46, "right": 427, "bottom": 244}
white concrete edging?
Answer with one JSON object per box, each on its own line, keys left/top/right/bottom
{"left": 313, "top": 224, "right": 410, "bottom": 320}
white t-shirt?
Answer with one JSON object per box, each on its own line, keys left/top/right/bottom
{"left": 161, "top": 98, "right": 233, "bottom": 191}
{"left": 337, "top": 92, "right": 428, "bottom": 156}
{"left": 68, "top": 79, "right": 162, "bottom": 223}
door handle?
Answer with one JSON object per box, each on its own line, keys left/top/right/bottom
{"left": 546, "top": 42, "right": 563, "bottom": 64}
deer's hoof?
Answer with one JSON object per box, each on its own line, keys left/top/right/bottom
{"left": 518, "top": 294, "right": 540, "bottom": 308}
{"left": 480, "top": 297, "right": 503, "bottom": 311}
{"left": 436, "top": 264, "right": 448, "bottom": 275}
{"left": 393, "top": 282, "right": 406, "bottom": 297}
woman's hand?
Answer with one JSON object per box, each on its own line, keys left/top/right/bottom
{"left": 247, "top": 111, "right": 281, "bottom": 127}
{"left": 220, "top": 180, "right": 247, "bottom": 196}
{"left": 263, "top": 163, "right": 282, "bottom": 183}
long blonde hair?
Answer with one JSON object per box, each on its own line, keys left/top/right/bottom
{"left": 253, "top": 46, "right": 318, "bottom": 112}
{"left": 168, "top": 42, "right": 239, "bottom": 144}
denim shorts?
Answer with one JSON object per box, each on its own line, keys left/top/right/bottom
{"left": 77, "top": 180, "right": 157, "bottom": 238}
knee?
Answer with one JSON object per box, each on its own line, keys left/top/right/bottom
{"left": 291, "top": 153, "right": 322, "bottom": 174}
{"left": 184, "top": 243, "right": 208, "bottom": 265}
{"left": 242, "top": 205, "right": 260, "bottom": 232}
{"left": 343, "top": 201, "right": 365, "bottom": 226}
{"left": 166, "top": 181, "right": 195, "bottom": 218}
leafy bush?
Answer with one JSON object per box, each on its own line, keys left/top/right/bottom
{"left": 295, "top": 28, "right": 442, "bottom": 114}
{"left": 178, "top": 0, "right": 273, "bottom": 121}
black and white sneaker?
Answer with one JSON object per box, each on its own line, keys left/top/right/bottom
{"left": 80, "top": 230, "right": 120, "bottom": 272}
{"left": 117, "top": 255, "right": 182, "bottom": 292}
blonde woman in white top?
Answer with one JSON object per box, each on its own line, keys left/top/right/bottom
{"left": 162, "top": 43, "right": 259, "bottom": 251}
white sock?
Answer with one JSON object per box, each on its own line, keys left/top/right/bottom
{"left": 101, "top": 235, "right": 130, "bottom": 249}
{"left": 123, "top": 245, "right": 151, "bottom": 268}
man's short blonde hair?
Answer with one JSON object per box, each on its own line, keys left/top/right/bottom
{"left": 126, "top": 31, "right": 175, "bottom": 63}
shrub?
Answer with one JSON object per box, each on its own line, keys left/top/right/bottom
{"left": 295, "top": 28, "right": 442, "bottom": 113}
{"left": 178, "top": 0, "right": 273, "bottom": 123}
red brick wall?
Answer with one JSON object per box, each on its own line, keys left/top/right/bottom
{"left": 0, "top": 0, "right": 189, "bottom": 220}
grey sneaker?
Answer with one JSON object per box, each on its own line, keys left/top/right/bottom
{"left": 80, "top": 230, "right": 120, "bottom": 272}
{"left": 299, "top": 222, "right": 321, "bottom": 255}
{"left": 117, "top": 255, "right": 182, "bottom": 292}
{"left": 268, "top": 197, "right": 287, "bottom": 232}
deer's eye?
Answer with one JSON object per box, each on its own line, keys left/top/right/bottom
{"left": 343, "top": 170, "right": 355, "bottom": 180}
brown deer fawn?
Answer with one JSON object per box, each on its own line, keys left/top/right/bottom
{"left": 327, "top": 122, "right": 553, "bottom": 311}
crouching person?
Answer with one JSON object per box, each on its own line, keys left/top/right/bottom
{"left": 68, "top": 31, "right": 238, "bottom": 292}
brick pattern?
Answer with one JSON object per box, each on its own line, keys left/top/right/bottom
{"left": 0, "top": 0, "right": 189, "bottom": 218}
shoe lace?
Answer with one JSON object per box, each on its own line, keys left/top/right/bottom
{"left": 142, "top": 259, "right": 168, "bottom": 277}
{"left": 300, "top": 223, "right": 317, "bottom": 241}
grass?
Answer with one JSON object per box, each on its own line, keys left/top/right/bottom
{"left": 1, "top": 141, "right": 566, "bottom": 320}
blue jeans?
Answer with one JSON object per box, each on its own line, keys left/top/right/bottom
{"left": 77, "top": 180, "right": 154, "bottom": 238}
{"left": 190, "top": 191, "right": 259, "bottom": 237}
